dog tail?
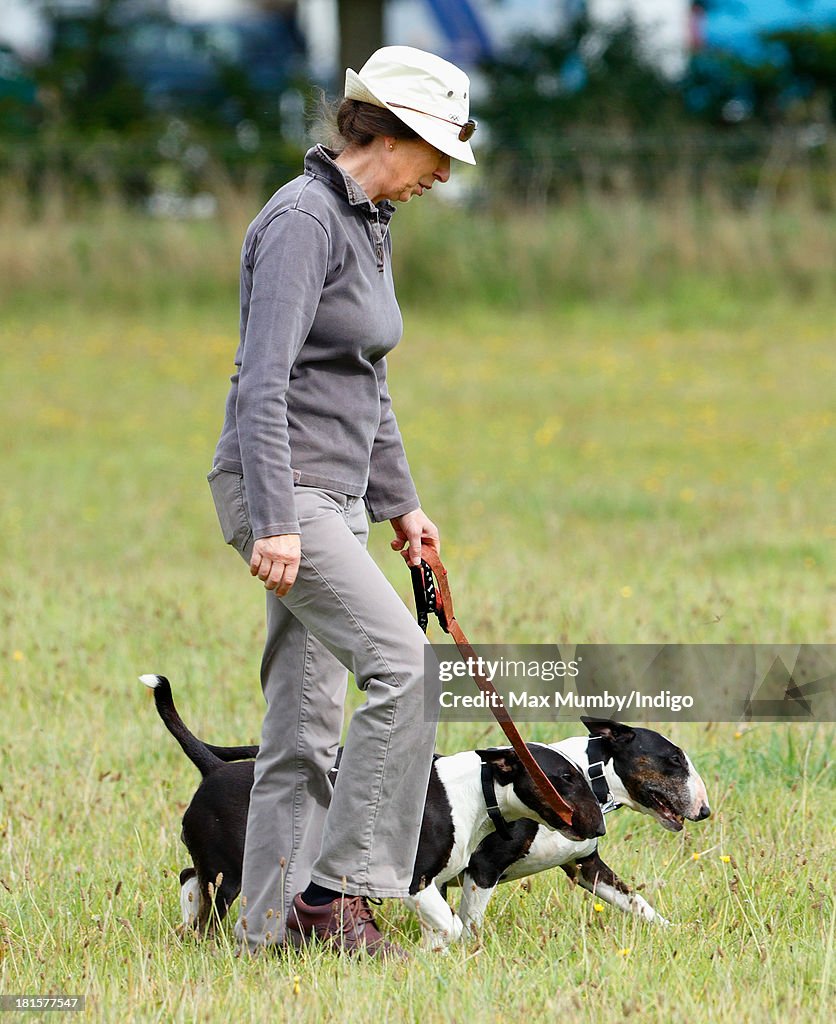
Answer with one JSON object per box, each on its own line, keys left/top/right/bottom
{"left": 140, "top": 674, "right": 226, "bottom": 777}
{"left": 203, "top": 740, "right": 261, "bottom": 761}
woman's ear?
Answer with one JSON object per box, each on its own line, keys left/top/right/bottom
{"left": 383, "top": 136, "right": 397, "bottom": 153}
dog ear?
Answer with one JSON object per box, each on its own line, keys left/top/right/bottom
{"left": 581, "top": 717, "right": 636, "bottom": 744}
{"left": 476, "top": 747, "right": 519, "bottom": 776}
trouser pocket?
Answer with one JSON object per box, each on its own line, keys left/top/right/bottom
{"left": 207, "top": 467, "right": 253, "bottom": 557}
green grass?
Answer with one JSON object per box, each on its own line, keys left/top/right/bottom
{"left": 0, "top": 277, "right": 833, "bottom": 1021}
{"left": 2, "top": 187, "right": 834, "bottom": 313}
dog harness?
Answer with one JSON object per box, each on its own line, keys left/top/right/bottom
{"left": 585, "top": 735, "right": 622, "bottom": 815}
{"left": 479, "top": 759, "right": 513, "bottom": 840}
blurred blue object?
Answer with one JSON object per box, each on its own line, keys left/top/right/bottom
{"left": 0, "top": 44, "right": 36, "bottom": 103}
{"left": 704, "top": 0, "right": 836, "bottom": 57}
{"left": 424, "top": 0, "right": 493, "bottom": 64}
{"left": 122, "top": 12, "right": 306, "bottom": 119}
{"left": 0, "top": 42, "right": 39, "bottom": 133}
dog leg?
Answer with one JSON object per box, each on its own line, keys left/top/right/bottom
{"left": 179, "top": 868, "right": 201, "bottom": 930}
{"left": 565, "top": 852, "right": 670, "bottom": 925}
{"left": 457, "top": 873, "right": 499, "bottom": 939}
{"left": 404, "top": 886, "right": 464, "bottom": 951}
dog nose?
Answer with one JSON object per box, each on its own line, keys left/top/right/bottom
{"left": 696, "top": 804, "right": 711, "bottom": 820}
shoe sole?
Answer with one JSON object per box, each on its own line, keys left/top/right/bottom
{"left": 285, "top": 925, "right": 408, "bottom": 960}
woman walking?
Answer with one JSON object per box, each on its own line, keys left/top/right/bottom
{"left": 207, "top": 46, "right": 476, "bottom": 958}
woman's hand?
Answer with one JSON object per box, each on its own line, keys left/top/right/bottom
{"left": 389, "top": 509, "right": 440, "bottom": 567}
{"left": 249, "top": 534, "right": 301, "bottom": 597}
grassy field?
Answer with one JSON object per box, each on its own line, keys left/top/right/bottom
{"left": 0, "top": 204, "right": 833, "bottom": 1022}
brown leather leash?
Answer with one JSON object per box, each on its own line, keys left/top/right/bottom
{"left": 411, "top": 545, "right": 575, "bottom": 828}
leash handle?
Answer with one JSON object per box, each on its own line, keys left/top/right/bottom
{"left": 414, "top": 544, "right": 575, "bottom": 828}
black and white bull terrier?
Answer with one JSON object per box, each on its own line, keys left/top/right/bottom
{"left": 451, "top": 717, "right": 711, "bottom": 937}
{"left": 140, "top": 674, "right": 605, "bottom": 949}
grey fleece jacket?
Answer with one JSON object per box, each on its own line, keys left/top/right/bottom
{"left": 212, "top": 145, "right": 420, "bottom": 539}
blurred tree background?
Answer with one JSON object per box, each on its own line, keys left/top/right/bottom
{"left": 0, "top": 0, "right": 833, "bottom": 208}
{"left": 480, "top": 7, "right": 834, "bottom": 203}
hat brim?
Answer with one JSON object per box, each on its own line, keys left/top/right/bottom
{"left": 344, "top": 67, "right": 476, "bottom": 166}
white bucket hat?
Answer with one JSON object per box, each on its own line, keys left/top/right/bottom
{"left": 344, "top": 45, "right": 477, "bottom": 165}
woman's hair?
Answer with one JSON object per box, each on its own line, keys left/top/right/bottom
{"left": 317, "top": 96, "right": 420, "bottom": 151}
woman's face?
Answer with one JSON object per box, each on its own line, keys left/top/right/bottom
{"left": 382, "top": 137, "right": 451, "bottom": 203}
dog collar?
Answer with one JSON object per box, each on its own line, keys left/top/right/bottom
{"left": 586, "top": 736, "right": 622, "bottom": 815}
{"left": 480, "top": 760, "right": 513, "bottom": 840}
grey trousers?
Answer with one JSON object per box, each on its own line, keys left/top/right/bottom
{"left": 208, "top": 470, "right": 438, "bottom": 951}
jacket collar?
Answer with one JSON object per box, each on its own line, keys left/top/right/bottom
{"left": 304, "top": 144, "right": 396, "bottom": 225}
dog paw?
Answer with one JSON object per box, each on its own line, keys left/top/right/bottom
{"left": 420, "top": 930, "right": 451, "bottom": 952}
{"left": 420, "top": 914, "right": 465, "bottom": 952}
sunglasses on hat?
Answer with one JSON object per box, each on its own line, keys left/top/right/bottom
{"left": 387, "top": 102, "right": 478, "bottom": 143}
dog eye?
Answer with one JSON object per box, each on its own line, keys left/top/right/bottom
{"left": 668, "top": 753, "right": 686, "bottom": 767}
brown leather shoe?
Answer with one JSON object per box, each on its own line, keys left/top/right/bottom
{"left": 285, "top": 893, "right": 409, "bottom": 960}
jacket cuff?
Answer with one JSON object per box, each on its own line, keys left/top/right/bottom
{"left": 253, "top": 521, "right": 301, "bottom": 539}
{"left": 364, "top": 495, "right": 420, "bottom": 524}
